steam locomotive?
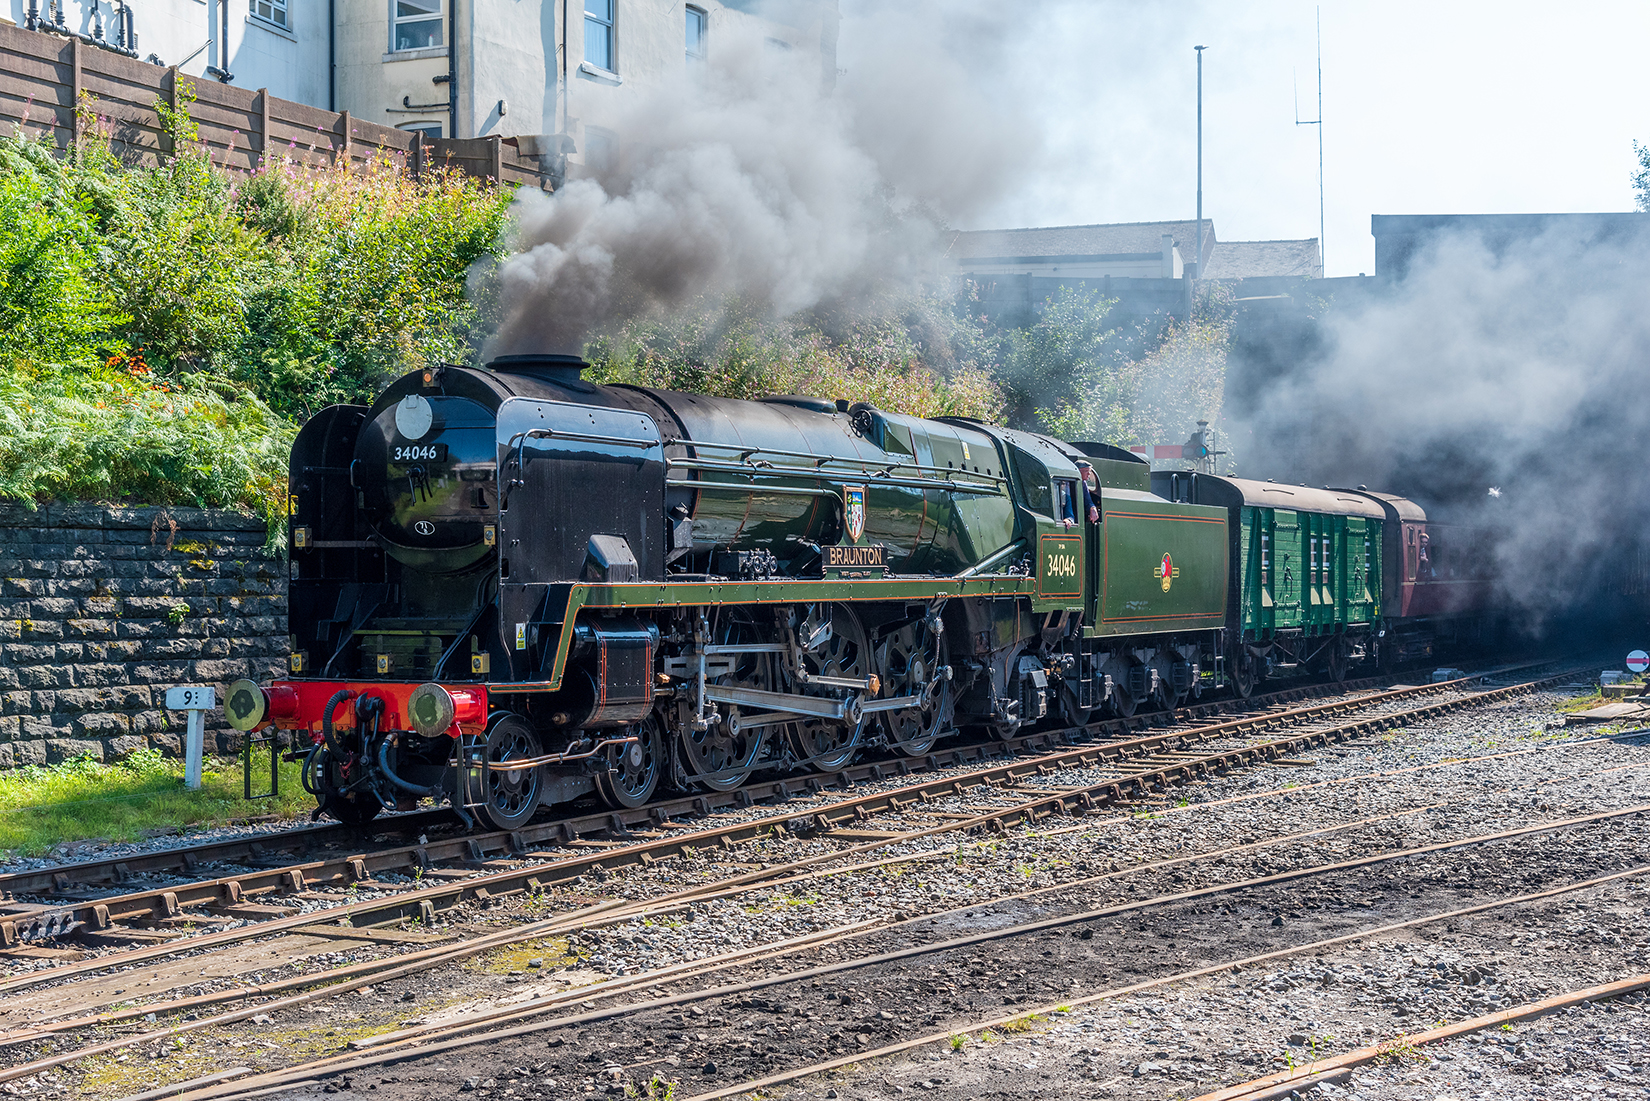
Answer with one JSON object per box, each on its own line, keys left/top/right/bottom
{"left": 223, "top": 354, "right": 1493, "bottom": 829}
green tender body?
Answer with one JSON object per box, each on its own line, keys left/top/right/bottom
{"left": 1090, "top": 488, "right": 1228, "bottom": 637}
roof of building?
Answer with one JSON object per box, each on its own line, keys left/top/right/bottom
{"left": 1201, "top": 238, "right": 1322, "bottom": 279}
{"left": 947, "top": 220, "right": 1216, "bottom": 268}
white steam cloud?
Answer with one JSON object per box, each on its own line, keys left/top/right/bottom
{"left": 1233, "top": 221, "right": 1650, "bottom": 628}
{"left": 484, "top": 3, "right": 1042, "bottom": 358}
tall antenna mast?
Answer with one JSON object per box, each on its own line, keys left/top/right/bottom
{"left": 1295, "top": 8, "right": 1324, "bottom": 274}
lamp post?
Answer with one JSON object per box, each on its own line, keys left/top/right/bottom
{"left": 1194, "top": 45, "right": 1206, "bottom": 283}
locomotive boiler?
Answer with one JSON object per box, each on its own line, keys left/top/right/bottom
{"left": 225, "top": 354, "right": 1234, "bottom": 829}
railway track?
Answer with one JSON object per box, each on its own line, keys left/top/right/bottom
{"left": 0, "top": 663, "right": 1559, "bottom": 955}
{"left": 107, "top": 748, "right": 1650, "bottom": 1099}
{"left": 0, "top": 660, "right": 1607, "bottom": 1098}
{"left": 8, "top": 716, "right": 1635, "bottom": 1047}
{"left": 0, "top": 665, "right": 1424, "bottom": 911}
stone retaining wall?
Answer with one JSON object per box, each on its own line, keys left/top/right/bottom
{"left": 0, "top": 503, "right": 287, "bottom": 768}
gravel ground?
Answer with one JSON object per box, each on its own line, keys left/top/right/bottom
{"left": 15, "top": 678, "right": 1649, "bottom": 1101}
{"left": 162, "top": 687, "right": 1648, "bottom": 1101}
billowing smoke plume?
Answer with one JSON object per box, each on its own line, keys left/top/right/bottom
{"left": 483, "top": 3, "right": 1039, "bottom": 357}
{"left": 1230, "top": 220, "right": 1650, "bottom": 629}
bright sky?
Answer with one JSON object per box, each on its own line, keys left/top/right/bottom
{"left": 878, "top": 2, "right": 1650, "bottom": 278}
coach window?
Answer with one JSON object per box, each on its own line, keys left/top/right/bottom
{"left": 585, "top": 0, "right": 616, "bottom": 73}
{"left": 1405, "top": 527, "right": 1418, "bottom": 581}
{"left": 393, "top": 0, "right": 442, "bottom": 50}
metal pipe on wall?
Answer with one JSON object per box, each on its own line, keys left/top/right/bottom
{"left": 448, "top": 0, "right": 457, "bottom": 137}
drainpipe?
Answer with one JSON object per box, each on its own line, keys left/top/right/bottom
{"left": 447, "top": 0, "right": 457, "bottom": 137}
{"left": 328, "top": 0, "right": 335, "bottom": 111}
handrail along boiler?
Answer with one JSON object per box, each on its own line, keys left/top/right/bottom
{"left": 223, "top": 354, "right": 1492, "bottom": 828}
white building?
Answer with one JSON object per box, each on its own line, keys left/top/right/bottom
{"left": 5, "top": 0, "right": 835, "bottom": 164}
{"left": 5, "top": 0, "right": 330, "bottom": 106}
{"left": 948, "top": 220, "right": 1323, "bottom": 282}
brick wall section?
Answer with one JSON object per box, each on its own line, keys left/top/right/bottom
{"left": 0, "top": 503, "right": 288, "bottom": 768}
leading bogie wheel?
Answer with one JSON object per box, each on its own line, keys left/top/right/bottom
{"left": 595, "top": 712, "right": 664, "bottom": 809}
{"left": 1230, "top": 652, "right": 1256, "bottom": 700}
{"left": 471, "top": 713, "right": 544, "bottom": 831}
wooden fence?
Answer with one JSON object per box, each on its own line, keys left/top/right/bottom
{"left": 0, "top": 21, "right": 551, "bottom": 188}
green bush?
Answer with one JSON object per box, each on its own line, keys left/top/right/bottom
{"left": 0, "top": 136, "right": 127, "bottom": 365}
{"left": 0, "top": 98, "right": 511, "bottom": 526}
{"left": 585, "top": 295, "right": 1006, "bottom": 422}
{"left": 0, "top": 93, "right": 1233, "bottom": 528}
{"left": 0, "top": 357, "right": 294, "bottom": 529}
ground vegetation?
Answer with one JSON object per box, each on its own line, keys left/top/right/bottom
{"left": 0, "top": 97, "right": 1232, "bottom": 527}
{"left": 0, "top": 748, "right": 312, "bottom": 857}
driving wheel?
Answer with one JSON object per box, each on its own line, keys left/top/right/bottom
{"left": 470, "top": 714, "right": 543, "bottom": 831}
{"left": 877, "top": 620, "right": 952, "bottom": 757}
{"left": 782, "top": 604, "right": 870, "bottom": 771}
{"left": 680, "top": 615, "right": 770, "bottom": 791}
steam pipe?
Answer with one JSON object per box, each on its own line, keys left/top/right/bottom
{"left": 956, "top": 540, "right": 1026, "bottom": 579}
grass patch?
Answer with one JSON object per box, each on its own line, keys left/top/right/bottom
{"left": 1554, "top": 688, "right": 1626, "bottom": 714}
{"left": 75, "top": 1013, "right": 411, "bottom": 1098}
{"left": 470, "top": 936, "right": 573, "bottom": 975}
{"left": 0, "top": 748, "right": 316, "bottom": 858}
{"left": 996, "top": 1012, "right": 1047, "bottom": 1035}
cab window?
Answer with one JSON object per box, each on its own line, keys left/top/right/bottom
{"left": 1010, "top": 448, "right": 1053, "bottom": 516}
{"left": 1055, "top": 479, "right": 1079, "bottom": 524}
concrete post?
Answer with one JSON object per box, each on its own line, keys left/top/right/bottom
{"left": 185, "top": 709, "right": 205, "bottom": 789}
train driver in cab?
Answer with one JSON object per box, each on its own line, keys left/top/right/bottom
{"left": 1075, "top": 461, "right": 1101, "bottom": 524}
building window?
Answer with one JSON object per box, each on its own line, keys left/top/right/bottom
{"left": 394, "top": 0, "right": 443, "bottom": 51}
{"left": 685, "top": 6, "right": 706, "bottom": 65}
{"left": 250, "top": 0, "right": 288, "bottom": 29}
{"left": 584, "top": 0, "right": 614, "bottom": 72}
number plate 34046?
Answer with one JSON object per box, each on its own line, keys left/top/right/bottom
{"left": 392, "top": 443, "right": 448, "bottom": 463}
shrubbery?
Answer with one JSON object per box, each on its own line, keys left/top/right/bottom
{"left": 0, "top": 101, "right": 511, "bottom": 530}
{"left": 586, "top": 295, "right": 1007, "bottom": 422}
{"left": 0, "top": 97, "right": 1231, "bottom": 528}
